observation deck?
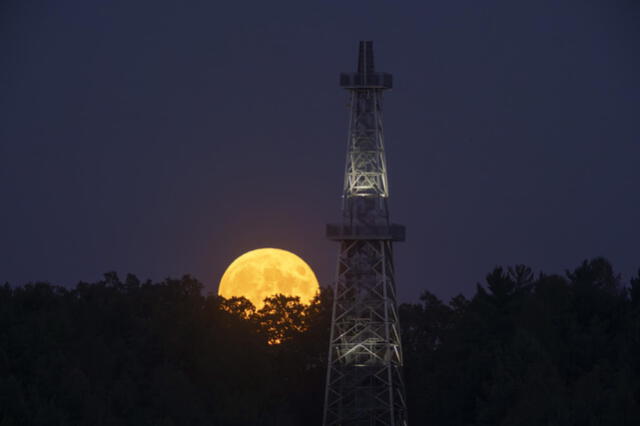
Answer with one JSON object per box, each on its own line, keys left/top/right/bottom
{"left": 326, "top": 223, "right": 405, "bottom": 242}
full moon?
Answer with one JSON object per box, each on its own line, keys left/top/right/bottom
{"left": 218, "top": 248, "right": 320, "bottom": 309}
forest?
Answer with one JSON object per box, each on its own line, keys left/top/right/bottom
{"left": 1, "top": 257, "right": 639, "bottom": 425}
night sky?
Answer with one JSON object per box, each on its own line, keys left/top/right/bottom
{"left": 1, "top": 1, "right": 638, "bottom": 302}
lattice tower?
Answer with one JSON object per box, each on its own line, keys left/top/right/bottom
{"left": 323, "top": 40, "right": 408, "bottom": 426}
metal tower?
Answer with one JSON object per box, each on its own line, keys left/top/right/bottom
{"left": 323, "top": 41, "right": 408, "bottom": 426}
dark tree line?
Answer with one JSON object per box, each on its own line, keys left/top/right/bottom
{"left": 1, "top": 257, "right": 639, "bottom": 425}
{"left": 402, "top": 258, "right": 640, "bottom": 425}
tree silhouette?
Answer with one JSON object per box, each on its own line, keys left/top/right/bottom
{"left": 0, "top": 258, "right": 638, "bottom": 425}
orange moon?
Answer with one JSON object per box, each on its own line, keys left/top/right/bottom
{"left": 218, "top": 248, "right": 320, "bottom": 309}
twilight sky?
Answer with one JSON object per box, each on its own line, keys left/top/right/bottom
{"left": 1, "top": 0, "right": 638, "bottom": 302}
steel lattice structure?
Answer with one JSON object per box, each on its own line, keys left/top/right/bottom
{"left": 323, "top": 41, "right": 408, "bottom": 426}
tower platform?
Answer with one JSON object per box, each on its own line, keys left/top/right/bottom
{"left": 326, "top": 223, "right": 405, "bottom": 241}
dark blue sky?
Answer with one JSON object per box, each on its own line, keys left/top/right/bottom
{"left": 1, "top": 0, "right": 638, "bottom": 302}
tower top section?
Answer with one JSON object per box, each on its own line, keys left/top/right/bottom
{"left": 340, "top": 41, "right": 393, "bottom": 89}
